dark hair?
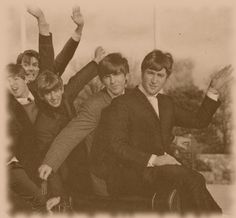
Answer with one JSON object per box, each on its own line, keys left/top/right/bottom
{"left": 7, "top": 63, "right": 26, "bottom": 79}
{"left": 16, "top": 49, "right": 40, "bottom": 65}
{"left": 36, "top": 70, "right": 63, "bottom": 98}
{"left": 141, "top": 50, "right": 173, "bottom": 76}
{"left": 98, "top": 53, "right": 129, "bottom": 80}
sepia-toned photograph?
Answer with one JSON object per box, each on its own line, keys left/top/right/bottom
{"left": 3, "top": 0, "right": 235, "bottom": 217}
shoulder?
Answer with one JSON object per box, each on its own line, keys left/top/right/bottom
{"left": 79, "top": 90, "right": 111, "bottom": 114}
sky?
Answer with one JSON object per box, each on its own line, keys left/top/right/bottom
{"left": 3, "top": 0, "right": 235, "bottom": 88}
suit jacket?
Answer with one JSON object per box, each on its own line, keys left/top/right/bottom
{"left": 42, "top": 89, "right": 112, "bottom": 172}
{"left": 90, "top": 87, "right": 220, "bottom": 194}
{"left": 8, "top": 93, "right": 41, "bottom": 182}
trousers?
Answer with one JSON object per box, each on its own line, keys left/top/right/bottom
{"left": 142, "top": 165, "right": 222, "bottom": 214}
{"left": 8, "top": 162, "right": 46, "bottom": 212}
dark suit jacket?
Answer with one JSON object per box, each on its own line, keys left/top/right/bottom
{"left": 90, "top": 87, "right": 220, "bottom": 195}
{"left": 8, "top": 93, "right": 41, "bottom": 183}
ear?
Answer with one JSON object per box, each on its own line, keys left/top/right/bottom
{"left": 24, "top": 76, "right": 30, "bottom": 84}
{"left": 125, "top": 73, "right": 130, "bottom": 83}
{"left": 61, "top": 85, "right": 65, "bottom": 94}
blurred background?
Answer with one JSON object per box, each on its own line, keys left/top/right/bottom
{"left": 4, "top": 0, "right": 235, "bottom": 215}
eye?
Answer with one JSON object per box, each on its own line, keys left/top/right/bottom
{"left": 103, "top": 75, "right": 110, "bottom": 79}
{"left": 22, "top": 63, "right": 29, "bottom": 67}
{"left": 146, "top": 71, "right": 155, "bottom": 75}
{"left": 157, "top": 73, "right": 164, "bottom": 77}
{"left": 33, "top": 63, "right": 39, "bottom": 67}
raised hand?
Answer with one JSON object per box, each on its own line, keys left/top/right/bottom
{"left": 209, "top": 65, "right": 233, "bottom": 92}
{"left": 27, "top": 6, "right": 44, "bottom": 20}
{"left": 38, "top": 164, "right": 52, "bottom": 180}
{"left": 71, "top": 6, "right": 84, "bottom": 28}
{"left": 94, "top": 46, "right": 106, "bottom": 64}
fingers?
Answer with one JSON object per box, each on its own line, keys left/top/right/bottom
{"left": 71, "top": 6, "right": 84, "bottom": 27}
{"left": 218, "top": 75, "right": 234, "bottom": 90}
{"left": 72, "top": 5, "right": 81, "bottom": 15}
{"left": 46, "top": 197, "right": 61, "bottom": 211}
{"left": 213, "top": 65, "right": 232, "bottom": 80}
{"left": 95, "top": 46, "right": 106, "bottom": 56}
{"left": 174, "top": 159, "right": 182, "bottom": 165}
{"left": 26, "top": 6, "right": 43, "bottom": 19}
{"left": 38, "top": 165, "right": 52, "bottom": 180}
{"left": 94, "top": 46, "right": 106, "bottom": 64}
{"left": 210, "top": 65, "right": 233, "bottom": 91}
{"left": 41, "top": 180, "right": 47, "bottom": 195}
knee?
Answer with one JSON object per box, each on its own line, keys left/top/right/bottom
{"left": 190, "top": 171, "right": 206, "bottom": 187}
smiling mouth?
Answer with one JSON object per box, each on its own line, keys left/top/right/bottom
{"left": 11, "top": 88, "right": 19, "bottom": 92}
{"left": 149, "top": 85, "right": 158, "bottom": 89}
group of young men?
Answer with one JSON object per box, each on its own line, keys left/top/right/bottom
{"left": 7, "top": 5, "right": 232, "bottom": 215}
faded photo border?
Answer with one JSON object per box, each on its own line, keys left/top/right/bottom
{"left": 1, "top": 0, "right": 236, "bottom": 217}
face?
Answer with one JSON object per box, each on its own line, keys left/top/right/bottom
{"left": 21, "top": 56, "right": 39, "bottom": 82}
{"left": 102, "top": 72, "right": 127, "bottom": 97}
{"left": 43, "top": 88, "right": 64, "bottom": 108}
{"left": 8, "top": 76, "right": 29, "bottom": 98}
{"left": 142, "top": 68, "right": 168, "bottom": 95}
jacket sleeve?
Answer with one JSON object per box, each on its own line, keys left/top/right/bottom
{"left": 64, "top": 61, "right": 98, "bottom": 103}
{"left": 38, "top": 33, "right": 55, "bottom": 72}
{"left": 174, "top": 96, "right": 220, "bottom": 128}
{"left": 43, "top": 101, "right": 99, "bottom": 172}
{"left": 92, "top": 98, "right": 151, "bottom": 169}
{"left": 7, "top": 116, "right": 22, "bottom": 162}
{"left": 53, "top": 38, "right": 79, "bottom": 76}
{"left": 35, "top": 117, "right": 56, "bottom": 161}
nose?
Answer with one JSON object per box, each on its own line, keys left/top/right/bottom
{"left": 26, "top": 64, "right": 35, "bottom": 71}
{"left": 151, "top": 74, "right": 159, "bottom": 84}
{"left": 110, "top": 75, "right": 115, "bottom": 84}
{"left": 49, "top": 91, "right": 57, "bottom": 99}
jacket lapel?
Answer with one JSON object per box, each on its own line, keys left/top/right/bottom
{"left": 9, "top": 95, "right": 35, "bottom": 128}
{"left": 134, "top": 87, "right": 161, "bottom": 126}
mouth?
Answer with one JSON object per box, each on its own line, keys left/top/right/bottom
{"left": 149, "top": 85, "right": 159, "bottom": 89}
{"left": 110, "top": 85, "right": 120, "bottom": 89}
{"left": 50, "top": 99, "right": 60, "bottom": 106}
{"left": 11, "top": 87, "right": 19, "bottom": 93}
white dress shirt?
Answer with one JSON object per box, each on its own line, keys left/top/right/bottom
{"left": 138, "top": 84, "right": 219, "bottom": 167}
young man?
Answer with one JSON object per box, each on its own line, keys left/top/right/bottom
{"left": 38, "top": 53, "right": 130, "bottom": 198}
{"left": 7, "top": 64, "right": 46, "bottom": 212}
{"left": 33, "top": 47, "right": 105, "bottom": 210}
{"left": 90, "top": 50, "right": 232, "bottom": 214}
{"left": 17, "top": 6, "right": 84, "bottom": 91}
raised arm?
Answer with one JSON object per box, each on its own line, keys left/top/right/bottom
{"left": 174, "top": 65, "right": 233, "bottom": 128}
{"left": 53, "top": 6, "right": 84, "bottom": 75}
{"left": 64, "top": 46, "right": 105, "bottom": 103}
{"left": 27, "top": 6, "right": 54, "bottom": 72}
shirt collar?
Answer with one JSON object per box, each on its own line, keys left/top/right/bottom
{"left": 16, "top": 92, "right": 35, "bottom": 105}
{"left": 106, "top": 89, "right": 125, "bottom": 99}
{"left": 138, "top": 84, "right": 164, "bottom": 98}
